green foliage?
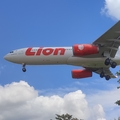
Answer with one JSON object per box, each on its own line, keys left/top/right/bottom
{"left": 117, "top": 86, "right": 120, "bottom": 89}
{"left": 114, "top": 117, "right": 120, "bottom": 120}
{"left": 117, "top": 79, "right": 120, "bottom": 83}
{"left": 115, "top": 100, "right": 120, "bottom": 105}
{"left": 115, "top": 71, "right": 120, "bottom": 106}
{"left": 116, "top": 70, "right": 120, "bottom": 76}
{"left": 117, "top": 79, "right": 120, "bottom": 89}
{"left": 55, "top": 113, "right": 81, "bottom": 120}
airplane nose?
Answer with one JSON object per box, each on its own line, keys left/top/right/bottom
{"left": 4, "top": 54, "right": 14, "bottom": 63}
{"left": 4, "top": 54, "right": 9, "bottom": 61}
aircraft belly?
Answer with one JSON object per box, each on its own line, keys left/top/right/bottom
{"left": 16, "top": 55, "right": 70, "bottom": 65}
{"left": 9, "top": 51, "right": 120, "bottom": 68}
{"left": 67, "top": 57, "right": 108, "bottom": 68}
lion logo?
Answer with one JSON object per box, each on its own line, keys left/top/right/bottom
{"left": 78, "top": 45, "right": 84, "bottom": 50}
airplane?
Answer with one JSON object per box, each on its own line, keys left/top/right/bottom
{"left": 4, "top": 21, "right": 120, "bottom": 80}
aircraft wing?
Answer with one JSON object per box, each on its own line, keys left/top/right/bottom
{"left": 87, "top": 67, "right": 117, "bottom": 78}
{"left": 92, "top": 20, "right": 120, "bottom": 58}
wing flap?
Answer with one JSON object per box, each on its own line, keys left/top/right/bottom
{"left": 93, "top": 21, "right": 120, "bottom": 58}
{"left": 87, "top": 67, "right": 117, "bottom": 78}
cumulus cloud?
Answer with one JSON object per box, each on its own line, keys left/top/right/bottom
{"left": 101, "top": 0, "right": 120, "bottom": 20}
{"left": 87, "top": 88, "right": 120, "bottom": 119}
{"left": 0, "top": 81, "right": 106, "bottom": 120}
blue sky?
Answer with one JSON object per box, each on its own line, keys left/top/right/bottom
{"left": 0, "top": 0, "right": 117, "bottom": 88}
{"left": 0, "top": 0, "right": 120, "bottom": 119}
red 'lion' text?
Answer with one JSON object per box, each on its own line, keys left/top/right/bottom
{"left": 25, "top": 47, "right": 65, "bottom": 56}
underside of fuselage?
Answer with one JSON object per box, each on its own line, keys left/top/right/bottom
{"left": 8, "top": 55, "right": 120, "bottom": 69}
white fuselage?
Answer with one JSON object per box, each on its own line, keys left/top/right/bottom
{"left": 4, "top": 46, "right": 120, "bottom": 68}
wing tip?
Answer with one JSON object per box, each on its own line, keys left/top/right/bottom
{"left": 115, "top": 74, "right": 118, "bottom": 78}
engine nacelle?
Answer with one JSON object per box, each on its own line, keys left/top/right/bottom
{"left": 72, "top": 69, "right": 92, "bottom": 79}
{"left": 73, "top": 44, "right": 99, "bottom": 56}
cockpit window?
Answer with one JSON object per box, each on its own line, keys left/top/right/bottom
{"left": 10, "top": 51, "right": 14, "bottom": 53}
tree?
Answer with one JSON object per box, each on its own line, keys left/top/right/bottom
{"left": 117, "top": 79, "right": 120, "bottom": 89}
{"left": 115, "top": 71, "right": 120, "bottom": 105}
{"left": 55, "top": 113, "right": 82, "bottom": 120}
{"left": 115, "top": 99, "right": 120, "bottom": 105}
{"left": 114, "top": 117, "right": 120, "bottom": 120}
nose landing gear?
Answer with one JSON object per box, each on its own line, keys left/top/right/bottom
{"left": 22, "top": 63, "right": 26, "bottom": 72}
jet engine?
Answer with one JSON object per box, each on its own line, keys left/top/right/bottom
{"left": 72, "top": 69, "right": 92, "bottom": 79}
{"left": 73, "top": 44, "right": 99, "bottom": 56}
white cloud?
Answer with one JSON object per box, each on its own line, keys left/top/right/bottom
{"left": 0, "top": 81, "right": 107, "bottom": 120}
{"left": 101, "top": 0, "right": 120, "bottom": 20}
{"left": 87, "top": 88, "right": 120, "bottom": 119}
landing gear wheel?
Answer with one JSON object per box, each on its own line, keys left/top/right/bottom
{"left": 22, "top": 63, "right": 26, "bottom": 72}
{"left": 100, "top": 72, "right": 104, "bottom": 78}
{"left": 105, "top": 75, "right": 110, "bottom": 81}
{"left": 22, "top": 67, "right": 26, "bottom": 72}
{"left": 105, "top": 58, "right": 110, "bottom": 66}
{"left": 111, "top": 62, "right": 117, "bottom": 68}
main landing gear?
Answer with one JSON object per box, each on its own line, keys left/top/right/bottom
{"left": 100, "top": 72, "right": 111, "bottom": 81}
{"left": 100, "top": 58, "right": 117, "bottom": 80}
{"left": 104, "top": 58, "right": 117, "bottom": 68}
{"left": 22, "top": 63, "right": 26, "bottom": 72}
